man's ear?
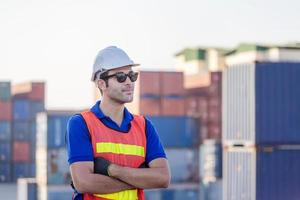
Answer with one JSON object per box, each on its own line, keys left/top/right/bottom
{"left": 97, "top": 79, "right": 107, "bottom": 90}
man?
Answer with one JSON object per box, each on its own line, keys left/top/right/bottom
{"left": 66, "top": 46, "right": 170, "bottom": 200}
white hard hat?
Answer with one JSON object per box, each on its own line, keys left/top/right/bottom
{"left": 91, "top": 46, "right": 140, "bottom": 81}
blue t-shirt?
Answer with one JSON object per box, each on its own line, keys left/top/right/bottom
{"left": 67, "top": 101, "right": 166, "bottom": 165}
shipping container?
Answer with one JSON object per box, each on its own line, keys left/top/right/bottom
{"left": 161, "top": 72, "right": 184, "bottom": 96}
{"left": 145, "top": 184, "right": 199, "bottom": 200}
{"left": 0, "top": 121, "right": 11, "bottom": 141}
{"left": 223, "top": 146, "right": 300, "bottom": 200}
{"left": 37, "top": 111, "right": 74, "bottom": 149}
{"left": 185, "top": 96, "right": 199, "bottom": 117}
{"left": 0, "top": 142, "right": 11, "bottom": 162}
{"left": 13, "top": 141, "right": 31, "bottom": 162}
{"left": 207, "top": 123, "right": 222, "bottom": 140}
{"left": 47, "top": 148, "right": 70, "bottom": 185}
{"left": 36, "top": 185, "right": 73, "bottom": 200}
{"left": 12, "top": 163, "right": 31, "bottom": 181}
{"left": 223, "top": 62, "right": 300, "bottom": 145}
{"left": 147, "top": 116, "right": 199, "bottom": 148}
{"left": 140, "top": 96, "right": 161, "bottom": 116}
{"left": 0, "top": 163, "right": 11, "bottom": 182}
{"left": 13, "top": 122, "right": 31, "bottom": 141}
{"left": 18, "top": 178, "right": 37, "bottom": 200}
{"left": 0, "top": 82, "right": 11, "bottom": 101}
{"left": 13, "top": 99, "right": 30, "bottom": 120}
{"left": 30, "top": 101, "right": 45, "bottom": 120}
{"left": 0, "top": 101, "right": 12, "bottom": 120}
{"left": 199, "top": 179, "right": 222, "bottom": 200}
{"left": 166, "top": 148, "right": 199, "bottom": 183}
{"left": 140, "top": 71, "right": 161, "bottom": 96}
{"left": 200, "top": 140, "right": 222, "bottom": 179}
{"left": 161, "top": 96, "right": 186, "bottom": 116}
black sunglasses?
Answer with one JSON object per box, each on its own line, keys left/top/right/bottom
{"left": 101, "top": 71, "right": 139, "bottom": 83}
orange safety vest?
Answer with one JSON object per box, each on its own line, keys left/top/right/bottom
{"left": 81, "top": 111, "right": 146, "bottom": 200}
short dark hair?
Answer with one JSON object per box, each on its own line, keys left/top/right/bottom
{"left": 96, "top": 71, "right": 109, "bottom": 95}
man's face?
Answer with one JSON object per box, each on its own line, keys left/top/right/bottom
{"left": 103, "top": 66, "right": 136, "bottom": 104}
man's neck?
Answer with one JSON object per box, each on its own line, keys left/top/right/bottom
{"left": 99, "top": 99, "right": 124, "bottom": 126}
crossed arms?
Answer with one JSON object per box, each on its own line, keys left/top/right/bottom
{"left": 70, "top": 158, "right": 171, "bottom": 194}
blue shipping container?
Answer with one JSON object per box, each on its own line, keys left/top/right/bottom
{"left": 166, "top": 148, "right": 199, "bottom": 183}
{"left": 30, "top": 101, "right": 45, "bottom": 120}
{"left": 12, "top": 163, "right": 31, "bottom": 181}
{"left": 0, "top": 82, "right": 11, "bottom": 101}
{"left": 18, "top": 178, "right": 37, "bottom": 200}
{"left": 0, "top": 121, "right": 11, "bottom": 141}
{"left": 147, "top": 116, "right": 199, "bottom": 147}
{"left": 199, "top": 140, "right": 222, "bottom": 179}
{"left": 224, "top": 146, "right": 300, "bottom": 200}
{"left": 0, "top": 163, "right": 11, "bottom": 182}
{"left": 47, "top": 115, "right": 72, "bottom": 148}
{"left": 0, "top": 142, "right": 11, "bottom": 162}
{"left": 13, "top": 99, "right": 31, "bottom": 120}
{"left": 200, "top": 180, "right": 222, "bottom": 200}
{"left": 223, "top": 62, "right": 300, "bottom": 145}
{"left": 145, "top": 184, "right": 199, "bottom": 200}
{"left": 13, "top": 121, "right": 31, "bottom": 141}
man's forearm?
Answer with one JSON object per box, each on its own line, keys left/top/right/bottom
{"left": 108, "top": 164, "right": 170, "bottom": 189}
{"left": 71, "top": 165, "right": 135, "bottom": 194}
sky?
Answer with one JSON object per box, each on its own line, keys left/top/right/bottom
{"left": 0, "top": 0, "right": 299, "bottom": 109}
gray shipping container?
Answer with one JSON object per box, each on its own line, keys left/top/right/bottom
{"left": 18, "top": 178, "right": 37, "bottom": 200}
{"left": 223, "top": 146, "right": 300, "bottom": 200}
{"left": 223, "top": 62, "right": 300, "bottom": 145}
{"left": 200, "top": 140, "right": 222, "bottom": 180}
{"left": 166, "top": 148, "right": 199, "bottom": 183}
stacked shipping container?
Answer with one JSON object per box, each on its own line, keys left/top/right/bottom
{"left": 36, "top": 111, "right": 77, "bottom": 200}
{"left": 12, "top": 82, "right": 45, "bottom": 181}
{"left": 223, "top": 62, "right": 300, "bottom": 200}
{"left": 140, "top": 71, "right": 200, "bottom": 199}
{"left": 0, "top": 82, "right": 12, "bottom": 183}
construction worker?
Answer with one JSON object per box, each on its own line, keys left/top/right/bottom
{"left": 66, "top": 46, "right": 171, "bottom": 200}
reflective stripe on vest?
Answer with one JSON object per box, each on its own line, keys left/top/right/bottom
{"left": 81, "top": 111, "right": 146, "bottom": 200}
{"left": 94, "top": 189, "right": 138, "bottom": 200}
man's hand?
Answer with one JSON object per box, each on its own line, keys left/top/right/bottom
{"left": 94, "top": 157, "right": 111, "bottom": 176}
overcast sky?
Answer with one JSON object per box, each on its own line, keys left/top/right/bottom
{"left": 0, "top": 0, "right": 299, "bottom": 109}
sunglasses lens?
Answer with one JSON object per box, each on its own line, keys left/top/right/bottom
{"left": 116, "top": 73, "right": 127, "bottom": 83}
{"left": 129, "top": 72, "right": 138, "bottom": 82}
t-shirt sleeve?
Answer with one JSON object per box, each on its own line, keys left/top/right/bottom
{"left": 66, "top": 114, "right": 94, "bottom": 165}
{"left": 144, "top": 117, "right": 167, "bottom": 164}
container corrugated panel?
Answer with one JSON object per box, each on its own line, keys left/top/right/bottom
{"left": 200, "top": 180, "right": 222, "bottom": 200}
{"left": 165, "top": 148, "right": 199, "bottom": 183}
{"left": 47, "top": 114, "right": 72, "bottom": 148}
{"left": 161, "top": 96, "right": 186, "bottom": 116}
{"left": 224, "top": 146, "right": 300, "bottom": 200}
{"left": 0, "top": 101, "right": 12, "bottom": 120}
{"left": 199, "top": 140, "right": 222, "bottom": 179}
{"left": 12, "top": 163, "right": 31, "bottom": 181}
{"left": 13, "top": 141, "right": 31, "bottom": 162}
{"left": 223, "top": 62, "right": 300, "bottom": 145}
{"left": 30, "top": 101, "right": 45, "bottom": 120}
{"left": 161, "top": 72, "right": 184, "bottom": 96}
{"left": 140, "top": 71, "right": 161, "bottom": 96}
{"left": 47, "top": 148, "right": 70, "bottom": 185}
{"left": 17, "top": 178, "right": 37, "bottom": 200}
{"left": 0, "top": 163, "right": 11, "bottom": 182}
{"left": 140, "top": 96, "right": 161, "bottom": 116}
{"left": 147, "top": 116, "right": 199, "bottom": 148}
{"left": 13, "top": 122, "right": 31, "bottom": 141}
{"left": 0, "top": 142, "right": 11, "bottom": 162}
{"left": 207, "top": 123, "right": 222, "bottom": 140}
{"left": 0, "top": 82, "right": 11, "bottom": 101}
{"left": 13, "top": 99, "right": 30, "bottom": 120}
{"left": 145, "top": 184, "right": 199, "bottom": 200}
{"left": 0, "top": 121, "right": 11, "bottom": 141}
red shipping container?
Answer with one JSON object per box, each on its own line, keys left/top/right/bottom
{"left": 185, "top": 96, "right": 199, "bottom": 117}
{"left": 140, "top": 97, "right": 161, "bottom": 116}
{"left": 198, "top": 97, "right": 208, "bottom": 123}
{"left": 161, "top": 97, "right": 185, "bottom": 116}
{"left": 161, "top": 72, "right": 184, "bottom": 96}
{"left": 210, "top": 72, "right": 222, "bottom": 83}
{"left": 208, "top": 106, "right": 222, "bottom": 122}
{"left": 0, "top": 101, "right": 12, "bottom": 120}
{"left": 140, "top": 72, "right": 161, "bottom": 96}
{"left": 207, "top": 123, "right": 222, "bottom": 139}
{"left": 13, "top": 141, "right": 30, "bottom": 162}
